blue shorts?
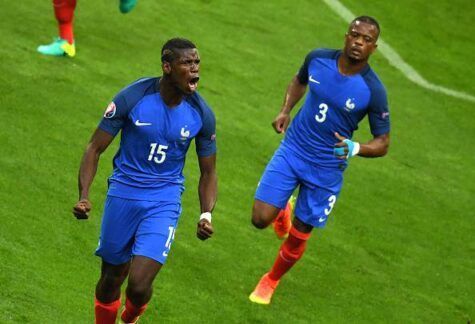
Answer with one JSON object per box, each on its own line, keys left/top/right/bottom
{"left": 255, "top": 146, "right": 343, "bottom": 228}
{"left": 95, "top": 196, "right": 181, "bottom": 265}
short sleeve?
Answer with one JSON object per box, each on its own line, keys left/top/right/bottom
{"left": 98, "top": 92, "right": 129, "bottom": 136}
{"left": 296, "top": 49, "right": 321, "bottom": 84}
{"left": 368, "top": 85, "right": 390, "bottom": 136}
{"left": 195, "top": 106, "right": 217, "bottom": 157}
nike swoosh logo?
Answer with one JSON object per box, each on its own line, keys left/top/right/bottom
{"left": 135, "top": 120, "right": 152, "bottom": 126}
{"left": 309, "top": 75, "right": 320, "bottom": 84}
{"left": 318, "top": 217, "right": 326, "bottom": 223}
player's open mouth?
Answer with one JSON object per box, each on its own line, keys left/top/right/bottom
{"left": 188, "top": 76, "right": 199, "bottom": 91}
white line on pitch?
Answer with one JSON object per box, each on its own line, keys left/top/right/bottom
{"left": 322, "top": 0, "right": 475, "bottom": 103}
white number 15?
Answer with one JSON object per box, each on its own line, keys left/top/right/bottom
{"left": 148, "top": 143, "right": 168, "bottom": 164}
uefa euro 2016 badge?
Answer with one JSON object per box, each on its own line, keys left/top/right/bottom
{"left": 344, "top": 98, "right": 356, "bottom": 112}
{"left": 104, "top": 102, "right": 117, "bottom": 118}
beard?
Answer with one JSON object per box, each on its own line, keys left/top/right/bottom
{"left": 347, "top": 54, "right": 364, "bottom": 64}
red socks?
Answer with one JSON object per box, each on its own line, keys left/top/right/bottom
{"left": 94, "top": 297, "right": 121, "bottom": 324}
{"left": 268, "top": 226, "right": 311, "bottom": 281}
{"left": 121, "top": 298, "right": 148, "bottom": 323}
{"left": 53, "top": 0, "right": 77, "bottom": 44}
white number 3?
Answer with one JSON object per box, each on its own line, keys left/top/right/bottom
{"left": 324, "top": 195, "right": 337, "bottom": 215}
{"left": 315, "top": 103, "right": 328, "bottom": 123}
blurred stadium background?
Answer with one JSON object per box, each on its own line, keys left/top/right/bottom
{"left": 0, "top": 0, "right": 474, "bottom": 322}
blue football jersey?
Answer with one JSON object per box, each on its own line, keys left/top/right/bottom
{"left": 283, "top": 49, "right": 390, "bottom": 168}
{"left": 98, "top": 77, "right": 217, "bottom": 202}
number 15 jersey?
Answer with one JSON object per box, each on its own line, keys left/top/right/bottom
{"left": 98, "top": 77, "right": 216, "bottom": 202}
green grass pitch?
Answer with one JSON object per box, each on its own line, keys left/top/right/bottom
{"left": 0, "top": 0, "right": 474, "bottom": 322}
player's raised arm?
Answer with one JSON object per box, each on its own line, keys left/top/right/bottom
{"left": 73, "top": 128, "right": 114, "bottom": 219}
{"left": 196, "top": 154, "right": 217, "bottom": 240}
{"left": 272, "top": 76, "right": 307, "bottom": 134}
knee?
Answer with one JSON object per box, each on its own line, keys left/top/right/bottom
{"left": 251, "top": 211, "right": 270, "bottom": 229}
{"left": 127, "top": 278, "right": 152, "bottom": 303}
{"left": 99, "top": 271, "right": 127, "bottom": 290}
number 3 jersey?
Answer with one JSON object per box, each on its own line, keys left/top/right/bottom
{"left": 282, "top": 48, "right": 390, "bottom": 169}
{"left": 98, "top": 77, "right": 216, "bottom": 202}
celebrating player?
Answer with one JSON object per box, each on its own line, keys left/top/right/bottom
{"left": 72, "top": 38, "right": 217, "bottom": 323}
{"left": 37, "top": 0, "right": 138, "bottom": 57}
{"left": 249, "top": 16, "right": 390, "bottom": 305}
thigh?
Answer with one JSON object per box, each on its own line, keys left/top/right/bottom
{"left": 128, "top": 255, "right": 162, "bottom": 288}
{"left": 295, "top": 168, "right": 343, "bottom": 228}
{"left": 255, "top": 147, "right": 299, "bottom": 209}
{"left": 95, "top": 196, "right": 143, "bottom": 265}
{"left": 132, "top": 202, "right": 181, "bottom": 265}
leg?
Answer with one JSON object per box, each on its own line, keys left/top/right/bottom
{"left": 251, "top": 199, "right": 281, "bottom": 229}
{"left": 53, "top": 0, "right": 76, "bottom": 44}
{"left": 37, "top": 0, "right": 76, "bottom": 56}
{"left": 264, "top": 180, "right": 341, "bottom": 282}
{"left": 121, "top": 256, "right": 162, "bottom": 323}
{"left": 252, "top": 197, "right": 295, "bottom": 239}
{"left": 249, "top": 217, "right": 312, "bottom": 305}
{"left": 267, "top": 216, "right": 312, "bottom": 281}
{"left": 93, "top": 196, "right": 143, "bottom": 323}
{"left": 121, "top": 202, "right": 180, "bottom": 322}
{"left": 96, "top": 260, "right": 130, "bottom": 302}
{"left": 252, "top": 148, "right": 298, "bottom": 229}
{"left": 94, "top": 260, "right": 130, "bottom": 324}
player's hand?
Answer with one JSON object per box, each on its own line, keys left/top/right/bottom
{"left": 73, "top": 199, "right": 92, "bottom": 220}
{"left": 196, "top": 219, "right": 214, "bottom": 240}
{"left": 334, "top": 132, "right": 360, "bottom": 160}
{"left": 334, "top": 132, "right": 349, "bottom": 160}
{"left": 272, "top": 112, "right": 291, "bottom": 134}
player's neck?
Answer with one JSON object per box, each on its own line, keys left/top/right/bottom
{"left": 338, "top": 54, "right": 368, "bottom": 76}
{"left": 158, "top": 77, "right": 184, "bottom": 108}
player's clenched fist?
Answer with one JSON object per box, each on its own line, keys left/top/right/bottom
{"left": 196, "top": 219, "right": 214, "bottom": 240}
{"left": 73, "top": 199, "right": 91, "bottom": 220}
{"left": 272, "top": 112, "right": 291, "bottom": 134}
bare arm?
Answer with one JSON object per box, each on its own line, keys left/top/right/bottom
{"left": 196, "top": 154, "right": 217, "bottom": 240}
{"left": 72, "top": 128, "right": 114, "bottom": 219}
{"left": 272, "top": 76, "right": 307, "bottom": 133}
{"left": 358, "top": 133, "right": 390, "bottom": 157}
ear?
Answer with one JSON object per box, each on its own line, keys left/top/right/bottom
{"left": 371, "top": 43, "right": 378, "bottom": 53}
{"left": 162, "top": 61, "right": 171, "bottom": 75}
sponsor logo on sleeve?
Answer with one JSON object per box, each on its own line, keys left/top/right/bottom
{"left": 104, "top": 102, "right": 117, "bottom": 119}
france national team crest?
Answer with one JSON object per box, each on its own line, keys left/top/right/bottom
{"left": 344, "top": 98, "right": 356, "bottom": 112}
{"left": 104, "top": 102, "right": 117, "bottom": 118}
{"left": 180, "top": 126, "right": 190, "bottom": 140}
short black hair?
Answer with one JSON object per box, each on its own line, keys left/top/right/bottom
{"left": 351, "top": 16, "right": 380, "bottom": 35}
{"left": 161, "top": 38, "right": 196, "bottom": 63}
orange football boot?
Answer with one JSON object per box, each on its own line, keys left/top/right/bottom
{"left": 249, "top": 273, "right": 279, "bottom": 305}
